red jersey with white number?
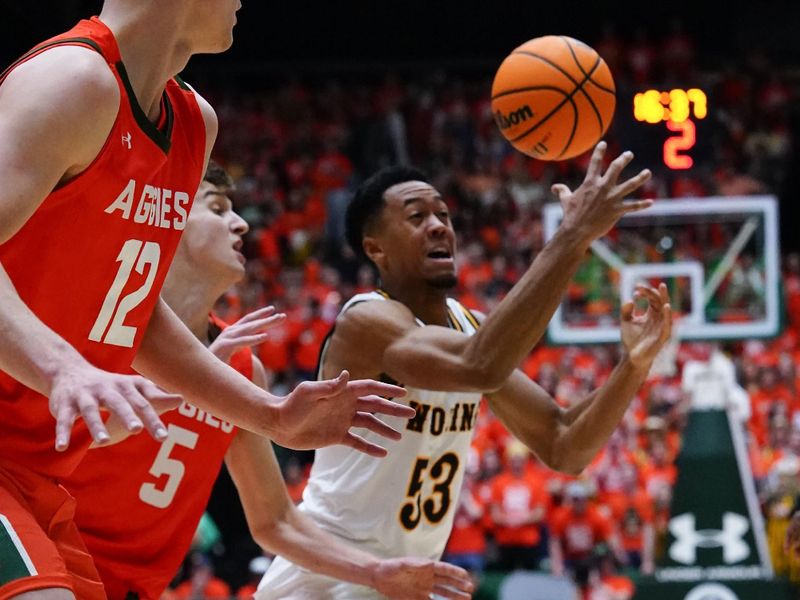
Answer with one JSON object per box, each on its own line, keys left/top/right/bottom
{"left": 66, "top": 315, "right": 250, "bottom": 600}
{"left": 0, "top": 17, "right": 206, "bottom": 478}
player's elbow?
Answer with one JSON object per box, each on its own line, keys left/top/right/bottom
{"left": 547, "top": 439, "right": 592, "bottom": 476}
{"left": 532, "top": 418, "right": 590, "bottom": 476}
{"left": 467, "top": 359, "right": 507, "bottom": 392}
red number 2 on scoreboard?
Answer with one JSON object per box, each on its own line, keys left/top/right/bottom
{"left": 664, "top": 119, "right": 696, "bottom": 170}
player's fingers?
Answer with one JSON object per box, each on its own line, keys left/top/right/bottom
{"left": 352, "top": 412, "right": 402, "bottom": 440}
{"left": 221, "top": 333, "right": 272, "bottom": 348}
{"left": 132, "top": 381, "right": 174, "bottom": 440}
{"left": 342, "top": 431, "right": 388, "bottom": 458}
{"left": 550, "top": 183, "right": 571, "bottom": 203}
{"left": 356, "top": 395, "right": 416, "bottom": 418}
{"left": 235, "top": 305, "right": 276, "bottom": 324}
{"left": 661, "top": 304, "right": 673, "bottom": 340}
{"left": 100, "top": 389, "right": 143, "bottom": 433}
{"left": 659, "top": 281, "right": 669, "bottom": 303}
{"left": 295, "top": 371, "right": 350, "bottom": 398}
{"left": 611, "top": 168, "right": 652, "bottom": 200}
{"left": 620, "top": 301, "right": 635, "bottom": 322}
{"left": 347, "top": 379, "right": 407, "bottom": 400}
{"left": 234, "top": 314, "right": 286, "bottom": 334}
{"left": 601, "top": 149, "right": 634, "bottom": 188}
{"left": 635, "top": 284, "right": 664, "bottom": 311}
{"left": 434, "top": 563, "right": 472, "bottom": 590}
{"left": 584, "top": 140, "right": 607, "bottom": 180}
{"left": 434, "top": 562, "right": 470, "bottom": 579}
{"left": 77, "top": 393, "right": 110, "bottom": 445}
{"left": 431, "top": 584, "right": 472, "bottom": 600}
{"left": 55, "top": 402, "right": 78, "bottom": 452}
{"left": 619, "top": 198, "right": 654, "bottom": 215}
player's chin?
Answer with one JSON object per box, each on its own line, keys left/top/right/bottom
{"left": 424, "top": 272, "right": 458, "bottom": 290}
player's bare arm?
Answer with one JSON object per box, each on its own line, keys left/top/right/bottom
{"left": 225, "top": 359, "right": 473, "bottom": 600}
{"left": 0, "top": 46, "right": 177, "bottom": 450}
{"left": 92, "top": 306, "right": 286, "bottom": 447}
{"left": 331, "top": 143, "right": 652, "bottom": 392}
{"left": 486, "top": 283, "right": 672, "bottom": 474}
{"left": 134, "top": 297, "right": 413, "bottom": 456}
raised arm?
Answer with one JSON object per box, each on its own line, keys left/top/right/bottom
{"left": 328, "top": 143, "right": 651, "bottom": 392}
{"left": 0, "top": 46, "right": 181, "bottom": 449}
{"left": 225, "top": 359, "right": 473, "bottom": 600}
{"left": 486, "top": 284, "right": 672, "bottom": 474}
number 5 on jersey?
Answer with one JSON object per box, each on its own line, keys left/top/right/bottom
{"left": 139, "top": 424, "right": 198, "bottom": 509}
{"left": 89, "top": 239, "right": 160, "bottom": 347}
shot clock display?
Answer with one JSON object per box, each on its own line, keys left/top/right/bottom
{"left": 632, "top": 88, "right": 708, "bottom": 170}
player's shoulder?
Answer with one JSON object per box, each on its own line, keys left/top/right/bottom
{"left": 336, "top": 295, "right": 417, "bottom": 331}
{"left": 2, "top": 45, "right": 118, "bottom": 108}
{"left": 174, "top": 79, "right": 217, "bottom": 136}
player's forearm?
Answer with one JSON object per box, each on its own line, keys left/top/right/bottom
{"left": 555, "top": 356, "right": 650, "bottom": 473}
{"left": 0, "top": 263, "right": 87, "bottom": 394}
{"left": 258, "top": 509, "right": 382, "bottom": 589}
{"left": 132, "top": 298, "right": 280, "bottom": 438}
{"left": 463, "top": 226, "right": 590, "bottom": 389}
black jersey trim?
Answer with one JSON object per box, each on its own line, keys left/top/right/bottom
{"left": 115, "top": 61, "right": 173, "bottom": 155}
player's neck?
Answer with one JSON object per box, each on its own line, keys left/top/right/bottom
{"left": 161, "top": 266, "right": 232, "bottom": 343}
{"left": 98, "top": 6, "right": 193, "bottom": 121}
{"left": 379, "top": 281, "right": 450, "bottom": 327}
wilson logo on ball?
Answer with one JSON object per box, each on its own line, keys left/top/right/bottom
{"left": 494, "top": 105, "right": 534, "bottom": 130}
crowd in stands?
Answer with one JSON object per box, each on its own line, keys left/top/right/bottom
{"left": 165, "top": 21, "right": 800, "bottom": 599}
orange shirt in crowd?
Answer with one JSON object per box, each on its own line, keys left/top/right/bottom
{"left": 490, "top": 471, "right": 550, "bottom": 547}
{"left": 445, "top": 487, "right": 487, "bottom": 555}
{"left": 551, "top": 505, "right": 613, "bottom": 561}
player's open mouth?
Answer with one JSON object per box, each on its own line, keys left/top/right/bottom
{"left": 426, "top": 249, "right": 453, "bottom": 263}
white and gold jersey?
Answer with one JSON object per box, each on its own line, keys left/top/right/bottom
{"left": 301, "top": 290, "right": 482, "bottom": 559}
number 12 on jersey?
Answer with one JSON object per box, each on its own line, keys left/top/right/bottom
{"left": 399, "top": 452, "right": 460, "bottom": 531}
{"left": 89, "top": 239, "right": 161, "bottom": 348}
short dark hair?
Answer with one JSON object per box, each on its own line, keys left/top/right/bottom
{"left": 204, "top": 160, "right": 235, "bottom": 191}
{"left": 345, "top": 165, "right": 429, "bottom": 259}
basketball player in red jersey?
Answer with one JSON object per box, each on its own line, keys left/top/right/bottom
{"left": 65, "top": 161, "right": 473, "bottom": 600}
{"left": 0, "top": 2, "right": 410, "bottom": 598}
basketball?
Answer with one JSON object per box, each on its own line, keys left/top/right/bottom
{"left": 491, "top": 35, "right": 616, "bottom": 161}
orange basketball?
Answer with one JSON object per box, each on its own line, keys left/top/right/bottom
{"left": 491, "top": 35, "right": 616, "bottom": 161}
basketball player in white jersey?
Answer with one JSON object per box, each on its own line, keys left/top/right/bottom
{"left": 258, "top": 142, "right": 672, "bottom": 599}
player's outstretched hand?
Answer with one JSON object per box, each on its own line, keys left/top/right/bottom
{"left": 551, "top": 140, "right": 653, "bottom": 242}
{"left": 272, "top": 370, "right": 412, "bottom": 456}
{"left": 373, "top": 557, "right": 473, "bottom": 600}
{"left": 208, "top": 305, "right": 286, "bottom": 363}
{"left": 620, "top": 282, "right": 673, "bottom": 369}
{"left": 49, "top": 363, "right": 182, "bottom": 451}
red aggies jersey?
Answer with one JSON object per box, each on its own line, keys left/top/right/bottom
{"left": 66, "top": 316, "right": 252, "bottom": 600}
{"left": 0, "top": 18, "right": 206, "bottom": 478}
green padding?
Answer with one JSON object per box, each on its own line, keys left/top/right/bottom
{"left": 0, "top": 518, "right": 33, "bottom": 584}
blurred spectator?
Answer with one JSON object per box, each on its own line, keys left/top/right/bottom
{"left": 488, "top": 441, "right": 551, "bottom": 571}
{"left": 173, "top": 553, "right": 231, "bottom": 600}
{"left": 549, "top": 482, "right": 622, "bottom": 582}
{"left": 443, "top": 454, "right": 488, "bottom": 580}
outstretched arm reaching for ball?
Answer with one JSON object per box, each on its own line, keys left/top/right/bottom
{"left": 226, "top": 358, "right": 472, "bottom": 600}
{"left": 327, "top": 141, "right": 651, "bottom": 393}
{"left": 485, "top": 283, "right": 672, "bottom": 474}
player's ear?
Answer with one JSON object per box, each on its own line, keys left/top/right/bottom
{"left": 363, "top": 236, "right": 386, "bottom": 268}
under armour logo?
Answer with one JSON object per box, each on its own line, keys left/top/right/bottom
{"left": 121, "top": 132, "right": 132, "bottom": 149}
{"left": 668, "top": 512, "right": 750, "bottom": 565}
